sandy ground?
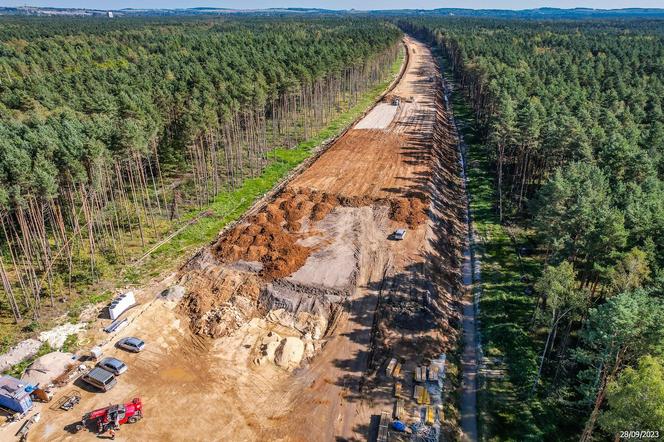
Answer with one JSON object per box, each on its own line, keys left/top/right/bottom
{"left": 354, "top": 103, "right": 398, "bottom": 130}
{"left": 287, "top": 208, "right": 362, "bottom": 290}
{"left": 291, "top": 37, "right": 436, "bottom": 201}
{"left": 9, "top": 36, "right": 467, "bottom": 442}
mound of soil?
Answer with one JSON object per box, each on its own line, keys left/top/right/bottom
{"left": 266, "top": 204, "right": 285, "bottom": 224}
{"left": 337, "top": 195, "right": 375, "bottom": 208}
{"left": 213, "top": 189, "right": 346, "bottom": 279}
{"left": 310, "top": 202, "right": 334, "bottom": 221}
{"left": 389, "top": 197, "right": 429, "bottom": 228}
{"left": 215, "top": 221, "right": 310, "bottom": 279}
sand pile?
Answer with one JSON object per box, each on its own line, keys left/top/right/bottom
{"left": 22, "top": 351, "right": 75, "bottom": 386}
{"left": 274, "top": 337, "right": 305, "bottom": 371}
{"left": 389, "top": 197, "right": 429, "bottom": 228}
{"left": 179, "top": 269, "right": 262, "bottom": 338}
{"left": 255, "top": 332, "right": 307, "bottom": 371}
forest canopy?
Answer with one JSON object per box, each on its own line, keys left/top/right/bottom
{"left": 0, "top": 17, "right": 400, "bottom": 202}
{"left": 401, "top": 17, "right": 664, "bottom": 441}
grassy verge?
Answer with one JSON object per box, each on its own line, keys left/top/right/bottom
{"left": 0, "top": 49, "right": 404, "bottom": 357}
{"left": 441, "top": 59, "right": 543, "bottom": 440}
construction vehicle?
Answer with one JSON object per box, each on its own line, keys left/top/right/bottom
{"left": 392, "top": 228, "right": 407, "bottom": 241}
{"left": 74, "top": 397, "right": 143, "bottom": 434}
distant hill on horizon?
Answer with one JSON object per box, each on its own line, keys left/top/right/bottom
{"left": 374, "top": 7, "right": 664, "bottom": 18}
{"left": 1, "top": 5, "right": 664, "bottom": 18}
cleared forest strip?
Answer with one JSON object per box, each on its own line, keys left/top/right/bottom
{"left": 179, "top": 41, "right": 409, "bottom": 269}
{"left": 256, "top": 37, "right": 463, "bottom": 441}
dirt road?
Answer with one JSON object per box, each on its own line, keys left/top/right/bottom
{"left": 292, "top": 38, "right": 434, "bottom": 200}
{"left": 270, "top": 36, "right": 467, "bottom": 441}
{"left": 448, "top": 78, "right": 480, "bottom": 442}
{"left": 460, "top": 149, "right": 479, "bottom": 441}
{"left": 18, "top": 36, "right": 467, "bottom": 442}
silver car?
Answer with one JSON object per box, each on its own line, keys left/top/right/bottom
{"left": 98, "top": 357, "right": 127, "bottom": 375}
{"left": 117, "top": 337, "right": 145, "bottom": 353}
{"left": 393, "top": 228, "right": 407, "bottom": 240}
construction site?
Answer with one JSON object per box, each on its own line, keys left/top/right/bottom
{"left": 2, "top": 36, "right": 469, "bottom": 441}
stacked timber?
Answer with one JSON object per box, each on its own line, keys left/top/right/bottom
{"left": 414, "top": 366, "right": 427, "bottom": 382}
{"left": 386, "top": 358, "right": 397, "bottom": 377}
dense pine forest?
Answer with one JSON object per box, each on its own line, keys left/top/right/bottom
{"left": 402, "top": 18, "right": 664, "bottom": 441}
{"left": 0, "top": 17, "right": 401, "bottom": 334}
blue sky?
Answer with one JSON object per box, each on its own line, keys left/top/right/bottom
{"left": 1, "top": 0, "right": 662, "bottom": 10}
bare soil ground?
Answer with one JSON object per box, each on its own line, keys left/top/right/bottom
{"left": 291, "top": 38, "right": 436, "bottom": 201}
{"left": 16, "top": 36, "right": 467, "bottom": 442}
{"left": 354, "top": 103, "right": 398, "bottom": 130}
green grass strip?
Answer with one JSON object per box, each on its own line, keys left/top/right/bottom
{"left": 441, "top": 58, "right": 542, "bottom": 441}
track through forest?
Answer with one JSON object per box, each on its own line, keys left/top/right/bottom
{"left": 453, "top": 89, "right": 480, "bottom": 441}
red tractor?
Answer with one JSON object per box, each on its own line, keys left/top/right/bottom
{"left": 74, "top": 398, "right": 143, "bottom": 434}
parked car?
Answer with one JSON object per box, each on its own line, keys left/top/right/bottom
{"left": 81, "top": 367, "right": 116, "bottom": 392}
{"left": 117, "top": 337, "right": 145, "bottom": 353}
{"left": 392, "top": 228, "right": 407, "bottom": 240}
{"left": 97, "top": 357, "right": 127, "bottom": 375}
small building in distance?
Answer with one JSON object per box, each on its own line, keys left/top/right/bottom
{"left": 107, "top": 11, "right": 114, "bottom": 18}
